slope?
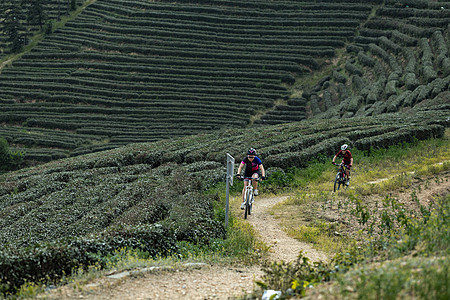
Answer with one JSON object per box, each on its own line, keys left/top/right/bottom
{"left": 0, "top": 0, "right": 380, "bottom": 164}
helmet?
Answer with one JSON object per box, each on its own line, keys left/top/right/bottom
{"left": 247, "top": 148, "right": 256, "bottom": 155}
{"left": 341, "top": 144, "right": 348, "bottom": 151}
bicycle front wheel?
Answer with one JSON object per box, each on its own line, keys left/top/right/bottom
{"left": 334, "top": 174, "right": 341, "bottom": 192}
{"left": 244, "top": 191, "right": 251, "bottom": 219}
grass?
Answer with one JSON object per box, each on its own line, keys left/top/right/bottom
{"left": 263, "top": 130, "right": 449, "bottom": 256}
{"left": 255, "top": 131, "right": 449, "bottom": 299}
{"left": 335, "top": 256, "right": 449, "bottom": 300}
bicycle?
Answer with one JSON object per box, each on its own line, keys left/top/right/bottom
{"left": 333, "top": 162, "right": 349, "bottom": 192}
{"left": 238, "top": 176, "right": 260, "bottom": 219}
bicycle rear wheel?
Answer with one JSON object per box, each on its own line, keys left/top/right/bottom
{"left": 334, "top": 174, "right": 341, "bottom": 192}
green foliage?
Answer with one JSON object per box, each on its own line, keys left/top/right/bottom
{"left": 1, "top": 2, "right": 25, "bottom": 52}
{"left": 0, "top": 223, "right": 177, "bottom": 296}
{"left": 0, "top": 137, "right": 23, "bottom": 171}
{"left": 258, "top": 192, "right": 449, "bottom": 299}
{"left": 336, "top": 257, "right": 449, "bottom": 300}
{"left": 45, "top": 19, "right": 54, "bottom": 34}
{"left": 24, "top": 0, "right": 47, "bottom": 29}
{"left": 263, "top": 168, "right": 294, "bottom": 191}
{"left": 70, "top": 0, "right": 77, "bottom": 11}
{"left": 258, "top": 252, "right": 327, "bottom": 297}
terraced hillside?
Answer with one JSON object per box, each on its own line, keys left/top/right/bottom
{"left": 0, "top": 101, "right": 448, "bottom": 293}
{"left": 0, "top": 104, "right": 448, "bottom": 248}
{"left": 285, "top": 0, "right": 450, "bottom": 122}
{"left": 0, "top": 0, "right": 381, "bottom": 164}
{"left": 0, "top": 0, "right": 86, "bottom": 56}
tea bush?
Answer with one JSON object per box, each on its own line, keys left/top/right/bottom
{"left": 0, "top": 223, "right": 177, "bottom": 296}
{"left": 0, "top": 137, "right": 24, "bottom": 171}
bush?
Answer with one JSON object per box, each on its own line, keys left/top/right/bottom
{"left": 0, "top": 137, "right": 24, "bottom": 171}
{"left": 0, "top": 223, "right": 177, "bottom": 296}
{"left": 354, "top": 125, "right": 444, "bottom": 151}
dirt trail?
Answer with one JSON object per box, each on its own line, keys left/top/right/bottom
{"left": 41, "top": 195, "right": 327, "bottom": 300}
{"left": 0, "top": 58, "right": 14, "bottom": 72}
{"left": 248, "top": 195, "right": 328, "bottom": 263}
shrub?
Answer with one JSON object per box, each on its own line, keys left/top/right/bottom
{"left": 0, "top": 223, "right": 177, "bottom": 296}
{"left": 404, "top": 72, "right": 420, "bottom": 90}
{"left": 0, "top": 137, "right": 24, "bottom": 171}
{"left": 354, "top": 125, "right": 444, "bottom": 151}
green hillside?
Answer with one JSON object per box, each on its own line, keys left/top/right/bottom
{"left": 0, "top": 100, "right": 448, "bottom": 295}
{"left": 289, "top": 0, "right": 450, "bottom": 121}
{"left": 0, "top": 0, "right": 385, "bottom": 164}
{"left": 0, "top": 0, "right": 449, "bottom": 296}
{"left": 1, "top": 0, "right": 448, "bottom": 167}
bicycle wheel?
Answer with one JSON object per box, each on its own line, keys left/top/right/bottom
{"left": 244, "top": 191, "right": 251, "bottom": 219}
{"left": 248, "top": 194, "right": 253, "bottom": 215}
{"left": 334, "top": 173, "right": 341, "bottom": 192}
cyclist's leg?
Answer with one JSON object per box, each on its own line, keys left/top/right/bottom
{"left": 242, "top": 179, "right": 249, "bottom": 202}
{"left": 252, "top": 172, "right": 260, "bottom": 195}
{"left": 241, "top": 180, "right": 249, "bottom": 209}
{"left": 346, "top": 165, "right": 351, "bottom": 179}
{"left": 252, "top": 172, "right": 259, "bottom": 189}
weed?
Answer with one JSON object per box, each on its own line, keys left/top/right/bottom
{"left": 336, "top": 257, "right": 449, "bottom": 300}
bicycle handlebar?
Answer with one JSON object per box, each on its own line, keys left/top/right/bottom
{"left": 332, "top": 162, "right": 350, "bottom": 168}
{"left": 236, "top": 175, "right": 262, "bottom": 181}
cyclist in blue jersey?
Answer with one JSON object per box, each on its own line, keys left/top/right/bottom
{"left": 236, "top": 148, "right": 265, "bottom": 209}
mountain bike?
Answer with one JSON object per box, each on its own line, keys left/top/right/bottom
{"left": 239, "top": 176, "right": 260, "bottom": 219}
{"left": 333, "top": 162, "right": 349, "bottom": 192}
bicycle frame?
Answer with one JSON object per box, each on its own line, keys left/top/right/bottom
{"left": 241, "top": 177, "right": 259, "bottom": 219}
{"left": 333, "top": 162, "right": 348, "bottom": 192}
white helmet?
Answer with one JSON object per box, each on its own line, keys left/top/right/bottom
{"left": 341, "top": 144, "right": 348, "bottom": 151}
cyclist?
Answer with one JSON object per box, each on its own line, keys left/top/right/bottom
{"left": 236, "top": 148, "right": 265, "bottom": 209}
{"left": 332, "top": 144, "right": 353, "bottom": 186}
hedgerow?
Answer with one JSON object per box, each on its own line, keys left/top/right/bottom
{"left": 0, "top": 223, "right": 177, "bottom": 296}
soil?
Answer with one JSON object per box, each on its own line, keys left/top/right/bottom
{"left": 39, "top": 172, "right": 449, "bottom": 300}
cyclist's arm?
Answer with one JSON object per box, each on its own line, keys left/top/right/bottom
{"left": 260, "top": 164, "right": 265, "bottom": 177}
{"left": 332, "top": 154, "right": 337, "bottom": 163}
{"left": 350, "top": 157, "right": 353, "bottom": 166}
{"left": 237, "top": 161, "right": 244, "bottom": 175}
{"left": 332, "top": 150, "right": 342, "bottom": 163}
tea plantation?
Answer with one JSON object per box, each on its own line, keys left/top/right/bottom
{"left": 282, "top": 0, "right": 450, "bottom": 122}
{"left": 0, "top": 100, "right": 448, "bottom": 294}
{"left": 0, "top": 0, "right": 449, "bottom": 296}
{"left": 0, "top": 0, "right": 386, "bottom": 164}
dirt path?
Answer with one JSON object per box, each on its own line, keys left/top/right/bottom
{"left": 40, "top": 195, "right": 327, "bottom": 300}
{"left": 0, "top": 57, "right": 14, "bottom": 72}
{"left": 248, "top": 195, "right": 328, "bottom": 263}
{"left": 41, "top": 264, "right": 264, "bottom": 300}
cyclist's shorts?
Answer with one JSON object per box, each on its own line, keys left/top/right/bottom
{"left": 342, "top": 161, "right": 351, "bottom": 169}
{"left": 244, "top": 171, "right": 261, "bottom": 181}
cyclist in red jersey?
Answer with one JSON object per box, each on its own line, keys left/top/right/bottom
{"left": 332, "top": 144, "right": 353, "bottom": 185}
